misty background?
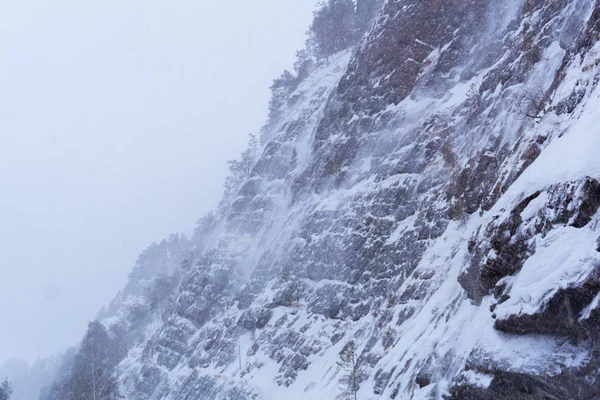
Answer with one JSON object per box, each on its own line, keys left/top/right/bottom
{"left": 0, "top": 0, "right": 319, "bottom": 367}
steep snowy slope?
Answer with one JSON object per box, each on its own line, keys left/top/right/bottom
{"left": 46, "top": 0, "right": 600, "bottom": 399}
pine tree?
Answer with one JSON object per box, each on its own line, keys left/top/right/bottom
{"left": 0, "top": 379, "right": 12, "bottom": 400}
{"left": 267, "top": 70, "right": 299, "bottom": 123}
{"left": 308, "top": 0, "right": 358, "bottom": 59}
{"left": 293, "top": 49, "right": 314, "bottom": 82}
{"left": 338, "top": 340, "right": 359, "bottom": 400}
{"left": 67, "top": 321, "right": 120, "bottom": 400}
{"left": 221, "top": 134, "right": 261, "bottom": 206}
{"left": 290, "top": 148, "right": 298, "bottom": 171}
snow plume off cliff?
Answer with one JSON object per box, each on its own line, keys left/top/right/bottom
{"left": 42, "top": 0, "right": 600, "bottom": 399}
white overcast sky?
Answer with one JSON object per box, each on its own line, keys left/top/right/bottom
{"left": 0, "top": 0, "right": 319, "bottom": 364}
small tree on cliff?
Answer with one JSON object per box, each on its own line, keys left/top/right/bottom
{"left": 308, "top": 0, "right": 358, "bottom": 59}
{"left": 0, "top": 379, "right": 12, "bottom": 400}
{"left": 70, "top": 321, "right": 120, "bottom": 400}
{"left": 338, "top": 340, "right": 359, "bottom": 400}
{"left": 222, "top": 133, "right": 260, "bottom": 204}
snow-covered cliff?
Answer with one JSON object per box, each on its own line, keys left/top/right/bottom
{"left": 44, "top": 0, "right": 600, "bottom": 398}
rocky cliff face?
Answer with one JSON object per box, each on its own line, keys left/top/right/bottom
{"left": 68, "top": 0, "right": 600, "bottom": 398}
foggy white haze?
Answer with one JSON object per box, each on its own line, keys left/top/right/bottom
{"left": 0, "top": 0, "right": 319, "bottom": 365}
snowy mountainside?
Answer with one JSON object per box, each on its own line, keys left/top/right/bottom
{"left": 44, "top": 0, "right": 600, "bottom": 398}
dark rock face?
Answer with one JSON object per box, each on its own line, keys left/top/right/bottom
{"left": 454, "top": 177, "right": 600, "bottom": 398}
{"left": 494, "top": 273, "right": 600, "bottom": 339}
{"left": 461, "top": 177, "right": 600, "bottom": 303}
{"left": 339, "top": 0, "right": 489, "bottom": 114}
{"left": 237, "top": 308, "right": 273, "bottom": 331}
{"left": 302, "top": 0, "right": 491, "bottom": 192}
{"left": 450, "top": 368, "right": 600, "bottom": 400}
